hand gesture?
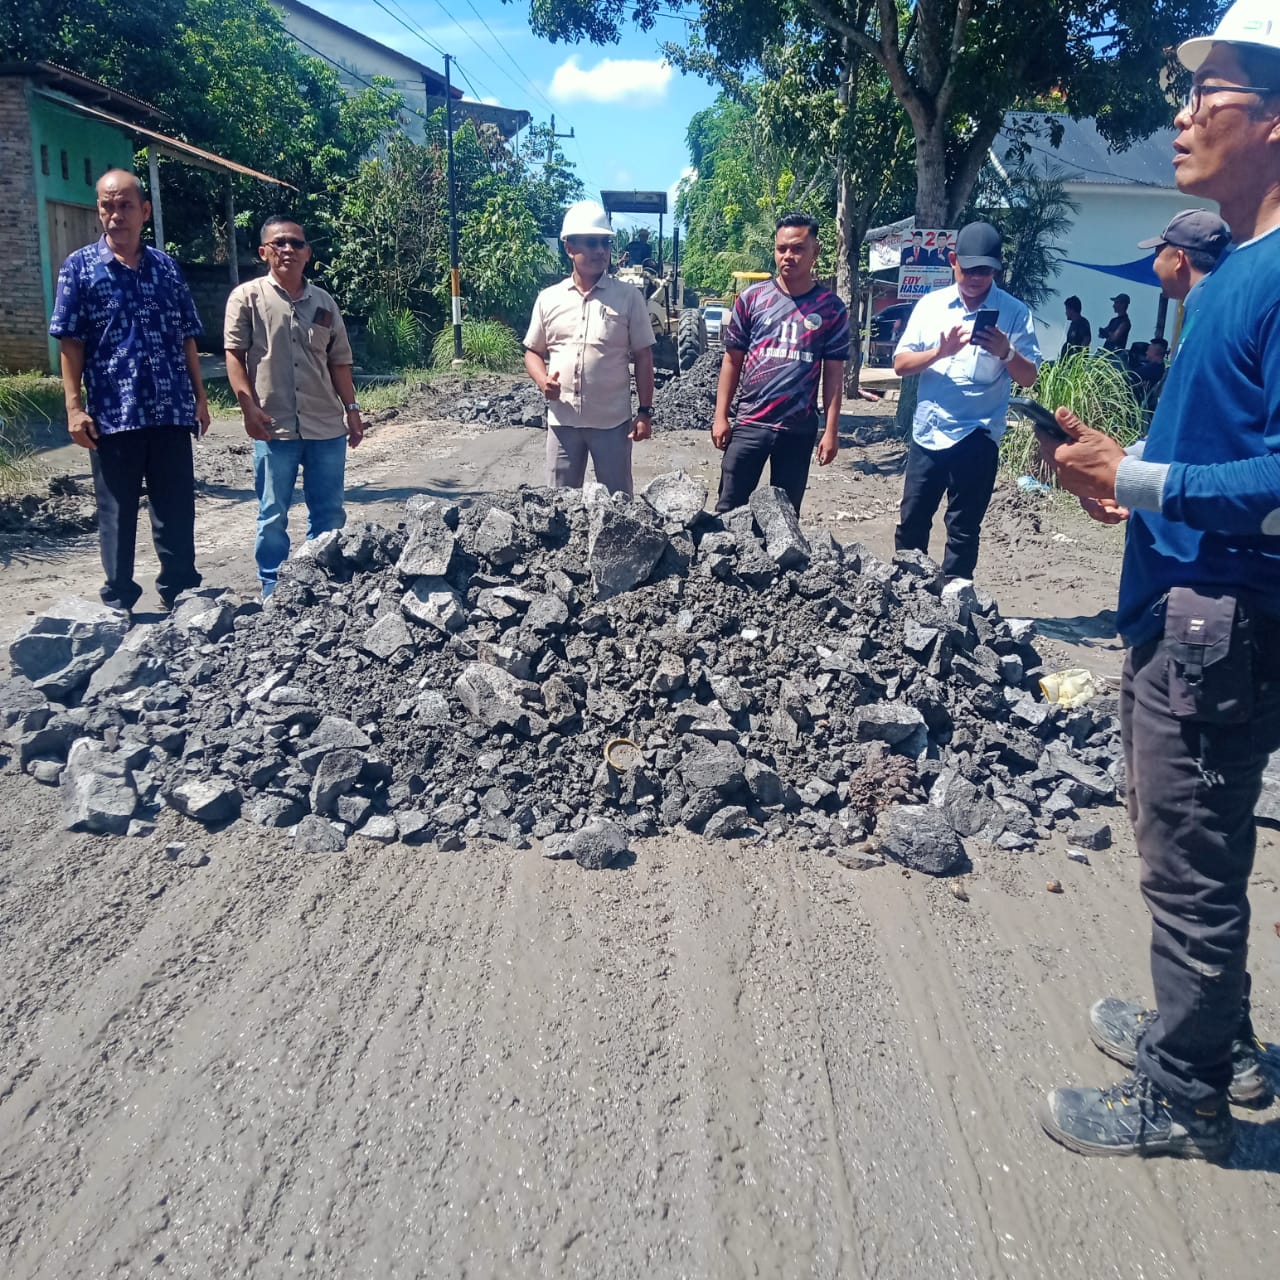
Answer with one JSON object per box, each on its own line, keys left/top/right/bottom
{"left": 1038, "top": 407, "right": 1126, "bottom": 500}
{"left": 1079, "top": 495, "right": 1129, "bottom": 524}
{"left": 542, "top": 370, "right": 562, "bottom": 402}
{"left": 242, "top": 402, "right": 274, "bottom": 442}
{"left": 970, "top": 324, "right": 1011, "bottom": 360}
{"left": 68, "top": 407, "right": 99, "bottom": 451}
{"left": 937, "top": 325, "right": 967, "bottom": 359}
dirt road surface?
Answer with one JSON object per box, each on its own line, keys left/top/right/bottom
{"left": 1, "top": 398, "right": 1278, "bottom": 1278}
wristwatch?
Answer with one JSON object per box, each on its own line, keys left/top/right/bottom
{"left": 344, "top": 401, "right": 361, "bottom": 413}
{"left": 637, "top": 405, "right": 653, "bottom": 416}
{"left": 1000, "top": 347, "right": 1016, "bottom": 364}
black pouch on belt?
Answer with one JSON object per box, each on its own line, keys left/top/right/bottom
{"left": 1163, "top": 586, "right": 1253, "bottom": 723}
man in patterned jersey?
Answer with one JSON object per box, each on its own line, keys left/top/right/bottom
{"left": 711, "top": 213, "right": 849, "bottom": 515}
{"left": 892, "top": 220, "right": 1041, "bottom": 581}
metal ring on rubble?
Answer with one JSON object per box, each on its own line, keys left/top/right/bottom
{"left": 604, "top": 737, "right": 642, "bottom": 772}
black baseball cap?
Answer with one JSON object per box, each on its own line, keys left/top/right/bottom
{"left": 1111, "top": 293, "right": 1131, "bottom": 305}
{"left": 1137, "top": 209, "right": 1231, "bottom": 259}
{"left": 954, "top": 221, "right": 1003, "bottom": 270}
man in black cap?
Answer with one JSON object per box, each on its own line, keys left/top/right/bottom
{"left": 892, "top": 220, "right": 1041, "bottom": 580}
{"left": 1140, "top": 210, "right": 1232, "bottom": 344}
{"left": 1099, "top": 293, "right": 1132, "bottom": 351}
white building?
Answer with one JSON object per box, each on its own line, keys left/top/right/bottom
{"left": 994, "top": 114, "right": 1218, "bottom": 355}
{"left": 276, "top": 0, "right": 530, "bottom": 142}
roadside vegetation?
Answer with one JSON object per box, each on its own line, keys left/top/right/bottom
{"left": 1002, "top": 350, "right": 1146, "bottom": 485}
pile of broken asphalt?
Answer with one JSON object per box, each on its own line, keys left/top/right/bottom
{"left": 1, "top": 472, "right": 1126, "bottom": 870}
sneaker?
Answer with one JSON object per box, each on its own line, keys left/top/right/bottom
{"left": 1089, "top": 997, "right": 1274, "bottom": 1108}
{"left": 1038, "top": 1072, "right": 1234, "bottom": 1160}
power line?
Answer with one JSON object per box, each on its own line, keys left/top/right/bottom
{"left": 367, "top": 0, "right": 448, "bottom": 59}
{"left": 456, "top": 0, "right": 559, "bottom": 116}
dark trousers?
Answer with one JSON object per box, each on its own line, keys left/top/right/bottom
{"left": 89, "top": 424, "right": 200, "bottom": 612}
{"left": 1123, "top": 613, "right": 1280, "bottom": 1107}
{"left": 716, "top": 423, "right": 816, "bottom": 515}
{"left": 894, "top": 430, "right": 998, "bottom": 579}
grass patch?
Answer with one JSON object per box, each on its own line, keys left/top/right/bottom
{"left": 431, "top": 319, "right": 523, "bottom": 373}
{"left": 1002, "top": 350, "right": 1145, "bottom": 485}
{"left": 0, "top": 373, "right": 64, "bottom": 427}
{"left": 204, "top": 370, "right": 436, "bottom": 419}
{"left": 0, "top": 418, "right": 44, "bottom": 495}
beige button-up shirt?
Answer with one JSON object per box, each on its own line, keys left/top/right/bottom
{"left": 224, "top": 277, "right": 354, "bottom": 441}
{"left": 524, "top": 273, "right": 655, "bottom": 429}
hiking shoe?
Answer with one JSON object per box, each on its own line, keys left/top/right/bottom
{"left": 1089, "top": 997, "right": 1274, "bottom": 1108}
{"left": 1038, "top": 1072, "right": 1234, "bottom": 1160}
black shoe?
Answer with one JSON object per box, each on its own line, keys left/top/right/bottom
{"left": 1038, "top": 1072, "right": 1234, "bottom": 1160}
{"left": 1089, "top": 997, "right": 1274, "bottom": 1108}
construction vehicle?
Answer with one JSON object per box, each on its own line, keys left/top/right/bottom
{"left": 728, "top": 271, "right": 771, "bottom": 309}
{"left": 602, "top": 189, "right": 708, "bottom": 374}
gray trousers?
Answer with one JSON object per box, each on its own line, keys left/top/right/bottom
{"left": 546, "top": 420, "right": 633, "bottom": 496}
{"left": 1123, "top": 603, "right": 1280, "bottom": 1107}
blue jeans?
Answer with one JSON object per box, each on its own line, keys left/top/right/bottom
{"left": 253, "top": 435, "right": 347, "bottom": 595}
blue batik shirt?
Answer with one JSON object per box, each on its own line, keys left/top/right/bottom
{"left": 49, "top": 236, "right": 203, "bottom": 434}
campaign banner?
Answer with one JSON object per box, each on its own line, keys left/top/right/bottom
{"left": 895, "top": 227, "right": 955, "bottom": 300}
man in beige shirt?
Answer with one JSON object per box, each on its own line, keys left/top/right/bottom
{"left": 224, "top": 215, "right": 364, "bottom": 597}
{"left": 524, "top": 201, "right": 656, "bottom": 496}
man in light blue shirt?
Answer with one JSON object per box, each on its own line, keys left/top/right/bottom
{"left": 892, "top": 221, "right": 1042, "bottom": 579}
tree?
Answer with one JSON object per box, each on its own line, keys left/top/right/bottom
{"left": 4, "top": 0, "right": 403, "bottom": 258}
{"left": 328, "top": 117, "right": 557, "bottom": 347}
{"left": 674, "top": 27, "right": 914, "bottom": 382}
{"left": 510, "top": 0, "right": 1220, "bottom": 225}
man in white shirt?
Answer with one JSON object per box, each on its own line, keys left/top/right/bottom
{"left": 523, "top": 201, "right": 656, "bottom": 497}
{"left": 892, "top": 221, "right": 1042, "bottom": 580}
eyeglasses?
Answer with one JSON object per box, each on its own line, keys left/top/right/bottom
{"left": 569, "top": 237, "right": 611, "bottom": 251}
{"left": 267, "top": 236, "right": 307, "bottom": 250}
{"left": 1184, "top": 81, "right": 1278, "bottom": 117}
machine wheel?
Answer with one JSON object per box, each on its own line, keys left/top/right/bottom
{"left": 677, "top": 308, "right": 707, "bottom": 372}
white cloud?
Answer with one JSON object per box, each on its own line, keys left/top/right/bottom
{"left": 669, "top": 166, "right": 696, "bottom": 219}
{"left": 549, "top": 56, "right": 672, "bottom": 105}
{"left": 481, "top": 96, "right": 502, "bottom": 106}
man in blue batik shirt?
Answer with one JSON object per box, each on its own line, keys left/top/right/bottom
{"left": 1039, "top": 0, "right": 1280, "bottom": 1161}
{"left": 50, "top": 168, "right": 209, "bottom": 614}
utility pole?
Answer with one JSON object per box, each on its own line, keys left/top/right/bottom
{"left": 444, "top": 54, "right": 463, "bottom": 364}
{"left": 548, "top": 114, "right": 575, "bottom": 162}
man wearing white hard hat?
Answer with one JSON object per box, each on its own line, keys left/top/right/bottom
{"left": 1039, "top": 0, "right": 1280, "bottom": 1160}
{"left": 523, "top": 201, "right": 656, "bottom": 496}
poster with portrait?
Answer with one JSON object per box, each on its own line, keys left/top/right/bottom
{"left": 869, "top": 227, "right": 956, "bottom": 297}
{"left": 895, "top": 227, "right": 956, "bottom": 301}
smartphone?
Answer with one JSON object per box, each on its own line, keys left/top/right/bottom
{"left": 972, "top": 309, "right": 1000, "bottom": 335}
{"left": 1009, "top": 395, "right": 1073, "bottom": 444}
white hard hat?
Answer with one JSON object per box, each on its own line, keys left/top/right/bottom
{"left": 560, "top": 201, "right": 612, "bottom": 240}
{"left": 1179, "top": 0, "right": 1280, "bottom": 72}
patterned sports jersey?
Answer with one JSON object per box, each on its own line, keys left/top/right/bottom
{"left": 723, "top": 279, "right": 850, "bottom": 433}
{"left": 49, "top": 237, "right": 202, "bottom": 434}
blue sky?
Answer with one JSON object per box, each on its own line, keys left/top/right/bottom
{"left": 304, "top": 0, "right": 720, "bottom": 231}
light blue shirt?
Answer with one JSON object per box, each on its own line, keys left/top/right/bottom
{"left": 895, "top": 282, "right": 1042, "bottom": 449}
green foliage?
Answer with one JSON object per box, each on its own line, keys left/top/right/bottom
{"left": 329, "top": 122, "right": 555, "bottom": 341}
{"left": 6, "top": 0, "right": 403, "bottom": 260}
{"left": 1001, "top": 349, "right": 1145, "bottom": 482}
{"left": 431, "top": 320, "right": 524, "bottom": 373}
{"left": 0, "top": 373, "right": 64, "bottom": 426}
{"left": 362, "top": 305, "right": 428, "bottom": 373}
{"left": 516, "top": 0, "right": 1220, "bottom": 223}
